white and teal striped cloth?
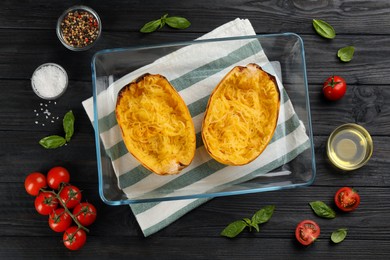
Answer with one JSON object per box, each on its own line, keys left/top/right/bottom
{"left": 82, "top": 18, "right": 310, "bottom": 236}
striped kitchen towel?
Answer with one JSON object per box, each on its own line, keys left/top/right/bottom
{"left": 82, "top": 18, "right": 310, "bottom": 236}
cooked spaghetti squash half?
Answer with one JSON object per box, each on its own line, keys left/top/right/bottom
{"left": 115, "top": 73, "right": 196, "bottom": 175}
{"left": 202, "top": 63, "right": 280, "bottom": 166}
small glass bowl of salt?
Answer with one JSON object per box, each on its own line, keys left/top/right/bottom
{"left": 31, "top": 63, "right": 68, "bottom": 100}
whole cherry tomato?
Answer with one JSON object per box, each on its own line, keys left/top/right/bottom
{"left": 49, "top": 208, "right": 72, "bottom": 232}
{"left": 295, "top": 220, "right": 320, "bottom": 246}
{"left": 73, "top": 202, "right": 97, "bottom": 226}
{"left": 334, "top": 187, "right": 361, "bottom": 212}
{"left": 63, "top": 226, "right": 87, "bottom": 251}
{"left": 25, "top": 172, "right": 47, "bottom": 196}
{"left": 59, "top": 185, "right": 82, "bottom": 209}
{"left": 34, "top": 191, "right": 59, "bottom": 215}
{"left": 323, "top": 75, "right": 347, "bottom": 101}
{"left": 47, "top": 166, "right": 70, "bottom": 190}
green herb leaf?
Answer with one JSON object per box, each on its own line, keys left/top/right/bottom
{"left": 242, "top": 217, "right": 252, "bottom": 231}
{"left": 243, "top": 217, "right": 251, "bottom": 225}
{"left": 312, "top": 19, "right": 336, "bottom": 39}
{"left": 165, "top": 16, "right": 191, "bottom": 29}
{"left": 309, "top": 201, "right": 336, "bottom": 219}
{"left": 140, "top": 19, "right": 162, "bottom": 33}
{"left": 331, "top": 228, "right": 348, "bottom": 243}
{"left": 63, "top": 110, "right": 75, "bottom": 142}
{"left": 251, "top": 205, "right": 275, "bottom": 225}
{"left": 220, "top": 220, "right": 247, "bottom": 238}
{"left": 338, "top": 46, "right": 355, "bottom": 62}
{"left": 159, "top": 14, "right": 168, "bottom": 29}
{"left": 251, "top": 222, "right": 260, "bottom": 232}
{"left": 39, "top": 135, "right": 66, "bottom": 149}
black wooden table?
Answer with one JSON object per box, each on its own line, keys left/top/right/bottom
{"left": 1, "top": 0, "right": 390, "bottom": 258}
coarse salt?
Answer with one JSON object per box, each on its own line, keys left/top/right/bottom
{"left": 31, "top": 63, "right": 68, "bottom": 100}
{"left": 33, "top": 99, "right": 61, "bottom": 127}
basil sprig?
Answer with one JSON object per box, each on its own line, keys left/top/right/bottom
{"left": 338, "top": 46, "right": 355, "bottom": 62}
{"left": 312, "top": 19, "right": 336, "bottom": 39}
{"left": 140, "top": 14, "right": 191, "bottom": 33}
{"left": 331, "top": 228, "right": 348, "bottom": 243}
{"left": 39, "top": 110, "right": 75, "bottom": 149}
{"left": 309, "top": 201, "right": 336, "bottom": 219}
{"left": 221, "top": 205, "right": 275, "bottom": 238}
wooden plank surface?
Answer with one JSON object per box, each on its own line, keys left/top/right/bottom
{"left": 1, "top": 0, "right": 390, "bottom": 258}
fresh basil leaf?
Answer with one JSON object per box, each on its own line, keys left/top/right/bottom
{"left": 220, "top": 220, "right": 247, "bottom": 238}
{"left": 331, "top": 228, "right": 348, "bottom": 243}
{"left": 63, "top": 110, "right": 75, "bottom": 142}
{"left": 165, "top": 16, "right": 191, "bottom": 29}
{"left": 159, "top": 14, "right": 168, "bottom": 29}
{"left": 39, "top": 135, "right": 66, "bottom": 149}
{"left": 251, "top": 222, "right": 260, "bottom": 232}
{"left": 251, "top": 205, "right": 275, "bottom": 225}
{"left": 242, "top": 217, "right": 253, "bottom": 231}
{"left": 243, "top": 217, "right": 251, "bottom": 225}
{"left": 140, "top": 19, "right": 162, "bottom": 33}
{"left": 312, "top": 19, "right": 336, "bottom": 39}
{"left": 309, "top": 201, "right": 336, "bottom": 219}
{"left": 338, "top": 46, "right": 355, "bottom": 62}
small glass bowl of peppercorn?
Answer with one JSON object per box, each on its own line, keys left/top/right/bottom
{"left": 56, "top": 5, "right": 102, "bottom": 51}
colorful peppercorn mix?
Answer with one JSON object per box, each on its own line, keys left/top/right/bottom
{"left": 60, "top": 9, "right": 100, "bottom": 48}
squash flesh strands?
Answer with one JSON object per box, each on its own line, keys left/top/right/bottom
{"left": 116, "top": 74, "right": 196, "bottom": 175}
{"left": 202, "top": 64, "right": 280, "bottom": 166}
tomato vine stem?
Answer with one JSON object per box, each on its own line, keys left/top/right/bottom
{"left": 40, "top": 184, "right": 89, "bottom": 232}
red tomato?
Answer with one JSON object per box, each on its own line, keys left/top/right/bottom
{"left": 49, "top": 208, "right": 72, "bottom": 232}
{"left": 323, "top": 75, "right": 347, "bottom": 101}
{"left": 34, "top": 192, "right": 59, "bottom": 215}
{"left": 63, "top": 226, "right": 87, "bottom": 251}
{"left": 334, "top": 187, "right": 361, "bottom": 212}
{"left": 73, "top": 202, "right": 97, "bottom": 226}
{"left": 24, "top": 172, "right": 47, "bottom": 196}
{"left": 295, "top": 220, "right": 320, "bottom": 246}
{"left": 47, "top": 166, "right": 70, "bottom": 190}
{"left": 59, "top": 185, "right": 82, "bottom": 209}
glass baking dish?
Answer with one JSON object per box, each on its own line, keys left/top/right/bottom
{"left": 91, "top": 33, "right": 316, "bottom": 205}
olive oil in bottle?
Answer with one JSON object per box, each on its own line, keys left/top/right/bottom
{"left": 327, "top": 124, "right": 373, "bottom": 171}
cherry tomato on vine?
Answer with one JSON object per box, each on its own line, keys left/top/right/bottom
{"left": 34, "top": 191, "right": 58, "bottom": 215}
{"left": 25, "top": 172, "right": 47, "bottom": 196}
{"left": 334, "top": 187, "right": 361, "bottom": 212}
{"left": 295, "top": 220, "right": 320, "bottom": 246}
{"left": 49, "top": 208, "right": 72, "bottom": 232}
{"left": 63, "top": 226, "right": 87, "bottom": 251}
{"left": 323, "top": 75, "right": 347, "bottom": 101}
{"left": 73, "top": 202, "right": 97, "bottom": 226}
{"left": 59, "top": 185, "right": 82, "bottom": 209}
{"left": 47, "top": 166, "right": 70, "bottom": 190}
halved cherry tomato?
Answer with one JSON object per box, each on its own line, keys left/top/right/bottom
{"left": 49, "top": 208, "right": 72, "bottom": 232}
{"left": 73, "top": 202, "right": 97, "bottom": 226}
{"left": 323, "top": 75, "right": 347, "bottom": 101}
{"left": 34, "top": 191, "right": 58, "bottom": 215}
{"left": 295, "top": 220, "right": 320, "bottom": 246}
{"left": 59, "top": 185, "right": 82, "bottom": 209}
{"left": 47, "top": 166, "right": 70, "bottom": 190}
{"left": 334, "top": 187, "right": 360, "bottom": 212}
{"left": 25, "top": 172, "right": 47, "bottom": 196}
{"left": 63, "top": 226, "right": 87, "bottom": 251}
